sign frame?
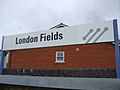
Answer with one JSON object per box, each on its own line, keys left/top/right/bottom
{"left": 113, "top": 19, "right": 120, "bottom": 78}
{"left": 0, "top": 19, "right": 120, "bottom": 78}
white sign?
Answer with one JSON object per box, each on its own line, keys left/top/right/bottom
{"left": 3, "top": 20, "right": 114, "bottom": 50}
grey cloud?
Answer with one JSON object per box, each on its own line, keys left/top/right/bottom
{"left": 0, "top": 0, "right": 120, "bottom": 47}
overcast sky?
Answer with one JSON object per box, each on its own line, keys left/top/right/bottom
{"left": 0, "top": 0, "right": 120, "bottom": 48}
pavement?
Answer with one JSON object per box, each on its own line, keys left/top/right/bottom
{"left": 0, "top": 75, "right": 120, "bottom": 90}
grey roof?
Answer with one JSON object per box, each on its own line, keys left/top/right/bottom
{"left": 50, "top": 23, "right": 68, "bottom": 29}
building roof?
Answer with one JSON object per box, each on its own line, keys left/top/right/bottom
{"left": 50, "top": 23, "right": 69, "bottom": 29}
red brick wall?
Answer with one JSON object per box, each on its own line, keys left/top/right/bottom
{"left": 8, "top": 43, "right": 116, "bottom": 69}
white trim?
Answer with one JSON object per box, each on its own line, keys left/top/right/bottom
{"left": 55, "top": 51, "right": 65, "bottom": 63}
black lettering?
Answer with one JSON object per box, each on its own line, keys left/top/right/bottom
{"left": 59, "top": 33, "right": 63, "bottom": 40}
{"left": 15, "top": 36, "right": 38, "bottom": 45}
{"left": 19, "top": 39, "right": 22, "bottom": 44}
{"left": 47, "top": 35, "right": 51, "bottom": 41}
{"left": 22, "top": 38, "right": 26, "bottom": 43}
{"left": 44, "top": 33, "right": 46, "bottom": 41}
{"left": 34, "top": 37, "right": 38, "bottom": 42}
{"left": 26, "top": 36, "right": 30, "bottom": 43}
{"left": 16, "top": 37, "right": 19, "bottom": 44}
{"left": 54, "top": 32, "right": 58, "bottom": 40}
{"left": 30, "top": 37, "right": 33, "bottom": 43}
{"left": 51, "top": 32, "right": 53, "bottom": 40}
{"left": 15, "top": 32, "right": 63, "bottom": 45}
{"left": 40, "top": 33, "right": 45, "bottom": 41}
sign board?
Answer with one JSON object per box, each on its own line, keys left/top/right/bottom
{"left": 3, "top": 20, "right": 114, "bottom": 50}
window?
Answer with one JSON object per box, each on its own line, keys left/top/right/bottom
{"left": 55, "top": 51, "right": 65, "bottom": 63}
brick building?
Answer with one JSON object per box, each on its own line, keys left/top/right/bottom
{"left": 2, "top": 20, "right": 120, "bottom": 78}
